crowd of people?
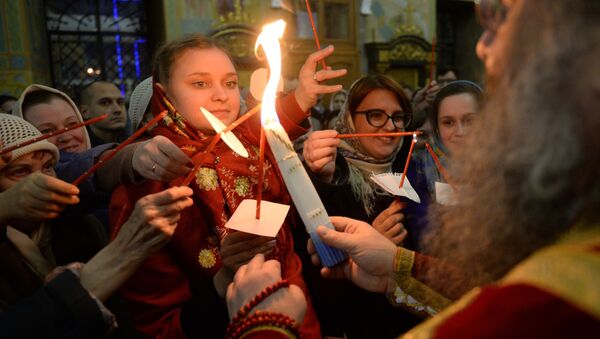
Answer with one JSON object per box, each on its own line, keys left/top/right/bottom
{"left": 0, "top": 0, "right": 599, "bottom": 338}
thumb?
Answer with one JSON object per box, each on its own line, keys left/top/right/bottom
{"left": 316, "top": 226, "right": 355, "bottom": 253}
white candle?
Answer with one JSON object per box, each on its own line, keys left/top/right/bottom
{"left": 263, "top": 122, "right": 347, "bottom": 267}
{"left": 258, "top": 20, "right": 346, "bottom": 267}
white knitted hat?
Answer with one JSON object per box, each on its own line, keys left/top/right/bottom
{"left": 0, "top": 113, "right": 59, "bottom": 171}
{"left": 128, "top": 77, "right": 153, "bottom": 131}
{"left": 12, "top": 84, "right": 91, "bottom": 150}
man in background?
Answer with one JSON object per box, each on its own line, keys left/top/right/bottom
{"left": 79, "top": 82, "right": 128, "bottom": 146}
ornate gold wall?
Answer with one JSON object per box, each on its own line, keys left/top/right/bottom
{"left": 158, "top": 0, "right": 436, "bottom": 95}
{"left": 0, "top": 0, "right": 51, "bottom": 97}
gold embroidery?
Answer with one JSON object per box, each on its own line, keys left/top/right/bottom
{"left": 181, "top": 145, "right": 198, "bottom": 153}
{"left": 195, "top": 167, "right": 219, "bottom": 191}
{"left": 198, "top": 248, "right": 217, "bottom": 268}
{"left": 234, "top": 177, "right": 251, "bottom": 196}
{"left": 393, "top": 248, "right": 451, "bottom": 314}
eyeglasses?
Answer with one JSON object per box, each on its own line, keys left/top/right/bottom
{"left": 354, "top": 109, "right": 412, "bottom": 129}
{"left": 475, "top": 0, "right": 508, "bottom": 32}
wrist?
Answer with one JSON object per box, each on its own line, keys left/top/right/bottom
{"left": 293, "top": 90, "right": 311, "bottom": 113}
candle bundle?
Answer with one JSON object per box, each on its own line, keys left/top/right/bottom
{"left": 258, "top": 20, "right": 346, "bottom": 267}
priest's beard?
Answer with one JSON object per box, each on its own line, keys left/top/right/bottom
{"left": 420, "top": 0, "right": 600, "bottom": 298}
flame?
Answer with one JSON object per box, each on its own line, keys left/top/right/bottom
{"left": 255, "top": 19, "right": 286, "bottom": 125}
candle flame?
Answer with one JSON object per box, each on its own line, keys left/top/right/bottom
{"left": 255, "top": 19, "right": 286, "bottom": 126}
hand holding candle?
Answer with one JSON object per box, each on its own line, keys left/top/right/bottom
{"left": 72, "top": 112, "right": 167, "bottom": 186}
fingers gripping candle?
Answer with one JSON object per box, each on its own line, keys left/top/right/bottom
{"left": 257, "top": 20, "right": 347, "bottom": 267}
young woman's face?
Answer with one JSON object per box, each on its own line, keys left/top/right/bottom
{"left": 331, "top": 93, "right": 346, "bottom": 111}
{"left": 0, "top": 151, "right": 56, "bottom": 191}
{"left": 438, "top": 93, "right": 479, "bottom": 155}
{"left": 24, "top": 98, "right": 87, "bottom": 153}
{"left": 352, "top": 89, "right": 404, "bottom": 161}
{"left": 164, "top": 47, "right": 240, "bottom": 134}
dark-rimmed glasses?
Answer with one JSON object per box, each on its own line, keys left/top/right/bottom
{"left": 354, "top": 109, "right": 412, "bottom": 129}
{"left": 475, "top": 0, "right": 508, "bottom": 32}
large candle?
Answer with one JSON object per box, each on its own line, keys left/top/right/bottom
{"left": 257, "top": 20, "right": 346, "bottom": 267}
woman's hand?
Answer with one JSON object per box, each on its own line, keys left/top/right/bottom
{"left": 302, "top": 130, "right": 340, "bottom": 183}
{"left": 132, "top": 135, "right": 193, "bottom": 181}
{"left": 372, "top": 199, "right": 408, "bottom": 245}
{"left": 294, "top": 45, "right": 347, "bottom": 112}
{"left": 80, "top": 186, "right": 194, "bottom": 301}
{"left": 413, "top": 81, "right": 440, "bottom": 113}
{"left": 0, "top": 173, "right": 79, "bottom": 223}
{"left": 226, "top": 254, "right": 306, "bottom": 323}
{"left": 115, "top": 186, "right": 194, "bottom": 253}
{"left": 220, "top": 231, "right": 276, "bottom": 273}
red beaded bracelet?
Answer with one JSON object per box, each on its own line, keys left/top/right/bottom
{"left": 230, "top": 279, "right": 290, "bottom": 326}
{"left": 226, "top": 310, "right": 301, "bottom": 338}
{"left": 226, "top": 280, "right": 301, "bottom": 338}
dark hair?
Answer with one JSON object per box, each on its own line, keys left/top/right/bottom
{"left": 429, "top": 80, "right": 484, "bottom": 140}
{"left": 153, "top": 34, "right": 233, "bottom": 85}
{"left": 347, "top": 74, "right": 412, "bottom": 126}
{"left": 21, "top": 91, "right": 69, "bottom": 119}
{"left": 78, "top": 81, "right": 122, "bottom": 106}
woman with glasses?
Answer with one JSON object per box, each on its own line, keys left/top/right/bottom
{"left": 296, "top": 74, "right": 429, "bottom": 338}
{"left": 413, "top": 80, "right": 484, "bottom": 202}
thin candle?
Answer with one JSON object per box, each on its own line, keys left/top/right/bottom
{"left": 222, "top": 103, "right": 262, "bottom": 134}
{"left": 255, "top": 126, "right": 266, "bottom": 219}
{"left": 336, "top": 131, "right": 422, "bottom": 139}
{"left": 181, "top": 104, "right": 263, "bottom": 187}
{"left": 304, "top": 0, "right": 327, "bottom": 69}
{"left": 429, "top": 36, "right": 436, "bottom": 83}
{"left": 0, "top": 114, "right": 108, "bottom": 156}
{"left": 181, "top": 134, "right": 222, "bottom": 186}
{"left": 399, "top": 134, "right": 417, "bottom": 188}
{"left": 72, "top": 111, "right": 167, "bottom": 186}
{"left": 425, "top": 142, "right": 457, "bottom": 191}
